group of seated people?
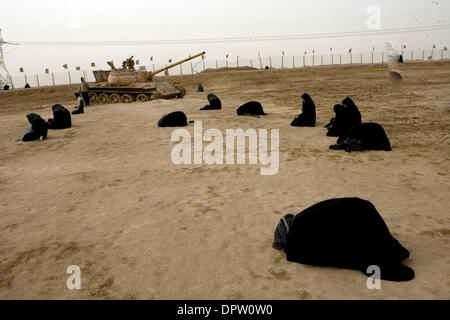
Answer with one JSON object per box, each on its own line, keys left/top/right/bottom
{"left": 21, "top": 91, "right": 89, "bottom": 142}
{"left": 289, "top": 94, "right": 391, "bottom": 152}
{"left": 160, "top": 92, "right": 391, "bottom": 153}
{"left": 21, "top": 101, "right": 78, "bottom": 142}
{"left": 158, "top": 98, "right": 269, "bottom": 127}
{"left": 18, "top": 85, "right": 414, "bottom": 283}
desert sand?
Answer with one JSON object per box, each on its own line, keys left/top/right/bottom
{"left": 0, "top": 62, "right": 449, "bottom": 300}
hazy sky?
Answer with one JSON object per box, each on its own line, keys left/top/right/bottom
{"left": 1, "top": 0, "right": 449, "bottom": 75}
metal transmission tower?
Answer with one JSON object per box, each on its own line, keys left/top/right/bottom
{"left": 0, "top": 29, "right": 14, "bottom": 89}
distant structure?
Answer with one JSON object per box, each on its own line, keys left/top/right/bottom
{"left": 0, "top": 29, "right": 13, "bottom": 89}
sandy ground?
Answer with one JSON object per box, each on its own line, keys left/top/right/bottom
{"left": 0, "top": 62, "right": 449, "bottom": 300}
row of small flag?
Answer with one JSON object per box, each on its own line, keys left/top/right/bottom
{"left": 17, "top": 55, "right": 180, "bottom": 73}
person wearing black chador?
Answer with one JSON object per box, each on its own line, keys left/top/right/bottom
{"left": 22, "top": 113, "right": 48, "bottom": 142}
{"left": 237, "top": 101, "right": 267, "bottom": 116}
{"left": 342, "top": 97, "right": 362, "bottom": 126}
{"left": 330, "top": 123, "right": 392, "bottom": 152}
{"left": 47, "top": 104, "right": 72, "bottom": 130}
{"left": 291, "top": 93, "right": 316, "bottom": 127}
{"left": 273, "top": 198, "right": 414, "bottom": 282}
{"left": 201, "top": 94, "right": 222, "bottom": 110}
{"left": 326, "top": 97, "right": 362, "bottom": 136}
{"left": 158, "top": 111, "right": 189, "bottom": 127}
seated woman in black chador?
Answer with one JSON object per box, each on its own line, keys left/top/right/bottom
{"left": 22, "top": 113, "right": 48, "bottom": 142}
{"left": 201, "top": 94, "right": 222, "bottom": 110}
{"left": 325, "top": 97, "right": 362, "bottom": 136}
{"left": 273, "top": 198, "right": 414, "bottom": 282}
{"left": 291, "top": 93, "right": 316, "bottom": 127}
{"left": 329, "top": 122, "right": 392, "bottom": 152}
{"left": 158, "top": 111, "right": 188, "bottom": 127}
{"left": 47, "top": 104, "right": 72, "bottom": 130}
{"left": 237, "top": 101, "right": 267, "bottom": 116}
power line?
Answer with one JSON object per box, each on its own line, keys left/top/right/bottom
{"left": 10, "top": 24, "right": 450, "bottom": 47}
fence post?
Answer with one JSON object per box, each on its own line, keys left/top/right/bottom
{"left": 303, "top": 55, "right": 305, "bottom": 67}
{"left": 237, "top": 56, "right": 239, "bottom": 68}
{"left": 282, "top": 55, "right": 284, "bottom": 69}
{"left": 216, "top": 60, "right": 218, "bottom": 71}
{"left": 340, "top": 54, "right": 342, "bottom": 64}
{"left": 190, "top": 62, "right": 194, "bottom": 75}
{"left": 68, "top": 72, "right": 72, "bottom": 85}
{"left": 269, "top": 57, "right": 272, "bottom": 69}
{"left": 320, "top": 54, "right": 323, "bottom": 66}
{"left": 371, "top": 52, "right": 374, "bottom": 64}
{"left": 312, "top": 54, "right": 314, "bottom": 67}
{"left": 24, "top": 74, "right": 28, "bottom": 86}
{"left": 361, "top": 52, "right": 363, "bottom": 64}
{"left": 350, "top": 54, "right": 353, "bottom": 64}
{"left": 179, "top": 64, "right": 183, "bottom": 76}
{"left": 36, "top": 75, "right": 40, "bottom": 88}
{"left": 382, "top": 52, "right": 384, "bottom": 64}
{"left": 422, "top": 50, "right": 425, "bottom": 61}
{"left": 52, "top": 73, "right": 55, "bottom": 86}
{"left": 292, "top": 56, "right": 295, "bottom": 69}
{"left": 250, "top": 59, "right": 254, "bottom": 69}
{"left": 258, "top": 54, "right": 263, "bottom": 69}
{"left": 331, "top": 54, "right": 334, "bottom": 65}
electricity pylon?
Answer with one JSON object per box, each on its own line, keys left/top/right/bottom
{"left": 0, "top": 29, "right": 14, "bottom": 89}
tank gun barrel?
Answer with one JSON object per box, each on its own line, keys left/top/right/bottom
{"left": 149, "top": 52, "right": 205, "bottom": 79}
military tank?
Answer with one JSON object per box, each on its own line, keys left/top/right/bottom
{"left": 87, "top": 52, "right": 205, "bottom": 104}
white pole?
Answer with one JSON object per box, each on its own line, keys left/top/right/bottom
{"left": 340, "top": 54, "right": 342, "bottom": 64}
{"left": 237, "top": 56, "right": 239, "bottom": 68}
{"left": 216, "top": 60, "right": 218, "bottom": 71}
{"left": 303, "top": 55, "right": 305, "bottom": 67}
{"left": 250, "top": 59, "right": 254, "bottom": 69}
{"left": 179, "top": 64, "right": 183, "bottom": 76}
{"left": 258, "top": 55, "right": 263, "bottom": 69}
{"left": 24, "top": 74, "right": 27, "bottom": 85}
{"left": 282, "top": 55, "right": 284, "bottom": 69}
{"left": 321, "top": 54, "right": 323, "bottom": 66}
{"left": 361, "top": 52, "right": 363, "bottom": 64}
{"left": 68, "top": 72, "right": 72, "bottom": 85}
{"left": 36, "top": 74, "right": 40, "bottom": 87}
{"left": 293, "top": 56, "right": 295, "bottom": 69}
{"left": 190, "top": 62, "right": 193, "bottom": 75}
{"left": 269, "top": 57, "right": 272, "bottom": 69}
{"left": 52, "top": 73, "right": 55, "bottom": 86}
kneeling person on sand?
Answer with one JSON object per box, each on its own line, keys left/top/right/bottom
{"left": 72, "top": 93, "right": 85, "bottom": 115}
